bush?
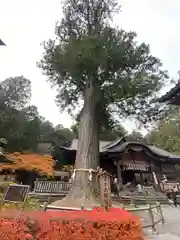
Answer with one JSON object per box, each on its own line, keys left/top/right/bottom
{"left": 1, "top": 197, "right": 40, "bottom": 211}
{"left": 0, "top": 207, "right": 143, "bottom": 239}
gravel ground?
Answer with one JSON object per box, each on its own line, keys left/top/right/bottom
{"left": 140, "top": 206, "right": 180, "bottom": 239}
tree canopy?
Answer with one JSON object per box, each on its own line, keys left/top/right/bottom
{"left": 0, "top": 76, "right": 31, "bottom": 110}
{"left": 39, "top": 0, "right": 168, "bottom": 125}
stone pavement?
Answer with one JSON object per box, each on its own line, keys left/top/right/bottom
{"left": 143, "top": 206, "right": 180, "bottom": 239}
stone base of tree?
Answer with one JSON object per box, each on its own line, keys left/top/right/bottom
{"left": 51, "top": 185, "right": 101, "bottom": 208}
{"left": 51, "top": 170, "right": 102, "bottom": 208}
{"left": 51, "top": 195, "right": 101, "bottom": 209}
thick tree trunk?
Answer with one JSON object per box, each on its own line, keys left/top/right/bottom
{"left": 52, "top": 82, "right": 101, "bottom": 208}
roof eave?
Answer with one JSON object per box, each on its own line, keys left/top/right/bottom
{"left": 158, "top": 82, "right": 180, "bottom": 103}
{"left": 107, "top": 142, "right": 180, "bottom": 162}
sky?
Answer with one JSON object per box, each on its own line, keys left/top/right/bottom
{"left": 0, "top": 0, "right": 180, "bottom": 132}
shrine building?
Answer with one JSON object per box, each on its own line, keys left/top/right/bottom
{"left": 59, "top": 137, "right": 180, "bottom": 188}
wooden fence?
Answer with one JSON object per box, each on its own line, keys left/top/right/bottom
{"left": 33, "top": 180, "right": 71, "bottom": 193}
{"left": 43, "top": 201, "right": 164, "bottom": 232}
{"left": 128, "top": 202, "right": 164, "bottom": 232}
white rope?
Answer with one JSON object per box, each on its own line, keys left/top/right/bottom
{"left": 70, "top": 168, "right": 97, "bottom": 182}
{"left": 75, "top": 168, "right": 97, "bottom": 172}
{"left": 88, "top": 169, "right": 93, "bottom": 182}
{"left": 71, "top": 169, "right": 77, "bottom": 180}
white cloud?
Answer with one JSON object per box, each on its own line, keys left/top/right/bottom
{"left": 0, "top": 0, "right": 180, "bottom": 131}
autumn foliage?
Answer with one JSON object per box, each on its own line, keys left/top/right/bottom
{"left": 0, "top": 152, "right": 53, "bottom": 176}
{"left": 0, "top": 207, "right": 143, "bottom": 239}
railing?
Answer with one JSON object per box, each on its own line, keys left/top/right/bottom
{"left": 127, "top": 202, "right": 164, "bottom": 232}
{"left": 33, "top": 180, "right": 72, "bottom": 193}
{"left": 42, "top": 200, "right": 164, "bottom": 233}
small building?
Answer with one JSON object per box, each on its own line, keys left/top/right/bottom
{"left": 60, "top": 138, "right": 180, "bottom": 188}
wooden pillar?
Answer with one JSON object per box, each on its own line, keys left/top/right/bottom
{"left": 113, "top": 160, "right": 123, "bottom": 188}
{"left": 117, "top": 162, "right": 123, "bottom": 187}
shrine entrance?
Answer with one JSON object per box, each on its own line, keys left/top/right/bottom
{"left": 116, "top": 160, "right": 152, "bottom": 188}
{"left": 122, "top": 170, "right": 135, "bottom": 185}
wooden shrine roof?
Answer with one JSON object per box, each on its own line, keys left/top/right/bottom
{"left": 107, "top": 141, "right": 180, "bottom": 161}
{"left": 60, "top": 138, "right": 180, "bottom": 161}
{"left": 60, "top": 137, "right": 126, "bottom": 153}
{"left": 158, "top": 82, "right": 180, "bottom": 105}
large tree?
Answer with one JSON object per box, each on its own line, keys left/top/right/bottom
{"left": 39, "top": 0, "right": 168, "bottom": 207}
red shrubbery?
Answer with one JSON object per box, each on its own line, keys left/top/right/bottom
{"left": 0, "top": 207, "right": 143, "bottom": 239}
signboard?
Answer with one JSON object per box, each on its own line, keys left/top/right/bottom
{"left": 99, "top": 172, "right": 112, "bottom": 207}
{"left": 124, "top": 163, "right": 149, "bottom": 171}
{"left": 3, "top": 184, "right": 30, "bottom": 203}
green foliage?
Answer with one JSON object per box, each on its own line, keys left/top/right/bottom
{"left": 23, "top": 197, "right": 41, "bottom": 210}
{"left": 126, "top": 131, "right": 146, "bottom": 143}
{"left": 146, "top": 106, "right": 180, "bottom": 154}
{"left": 39, "top": 0, "right": 168, "bottom": 127}
{"left": 0, "top": 76, "right": 75, "bottom": 153}
{"left": 0, "top": 197, "right": 40, "bottom": 211}
{"left": 0, "top": 76, "right": 31, "bottom": 109}
{"left": 99, "top": 124, "right": 127, "bottom": 141}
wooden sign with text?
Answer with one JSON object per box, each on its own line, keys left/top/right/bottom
{"left": 99, "top": 172, "right": 112, "bottom": 207}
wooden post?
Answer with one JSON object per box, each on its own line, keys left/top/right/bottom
{"left": 117, "top": 162, "right": 123, "bottom": 188}
{"left": 34, "top": 178, "right": 39, "bottom": 192}
{"left": 148, "top": 204, "right": 156, "bottom": 232}
{"left": 113, "top": 160, "right": 122, "bottom": 191}
{"left": 157, "top": 202, "right": 165, "bottom": 224}
{"left": 99, "top": 171, "right": 112, "bottom": 208}
{"left": 80, "top": 204, "right": 85, "bottom": 210}
{"left": 43, "top": 194, "right": 52, "bottom": 212}
{"left": 130, "top": 196, "right": 136, "bottom": 207}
